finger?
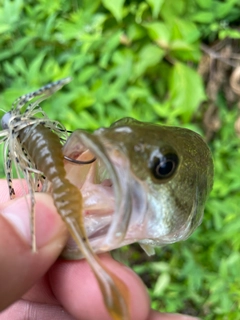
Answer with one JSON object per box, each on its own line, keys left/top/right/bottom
{"left": 49, "top": 255, "right": 150, "bottom": 320}
{"left": 0, "top": 275, "right": 75, "bottom": 319}
{"left": 0, "top": 300, "right": 75, "bottom": 320}
{"left": 0, "top": 193, "right": 68, "bottom": 311}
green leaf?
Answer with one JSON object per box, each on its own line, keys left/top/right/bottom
{"left": 27, "top": 52, "right": 46, "bottom": 83}
{"left": 153, "top": 272, "right": 171, "bottom": 295}
{"left": 135, "top": 2, "right": 149, "bottom": 24}
{"left": 215, "top": 0, "right": 239, "bottom": 19}
{"left": 99, "top": 32, "right": 121, "bottom": 68}
{"left": 169, "top": 63, "right": 206, "bottom": 121}
{"left": 146, "top": 0, "right": 165, "bottom": 18}
{"left": 172, "top": 19, "right": 201, "bottom": 43}
{"left": 0, "top": 37, "right": 31, "bottom": 61}
{"left": 219, "top": 28, "right": 240, "bottom": 40}
{"left": 196, "top": 0, "right": 212, "bottom": 9}
{"left": 170, "top": 41, "right": 195, "bottom": 51}
{"left": 144, "top": 22, "right": 170, "bottom": 47}
{"left": 169, "top": 41, "right": 201, "bottom": 62}
{"left": 0, "top": 23, "right": 9, "bottom": 34}
{"left": 160, "top": 0, "right": 185, "bottom": 18}
{"left": 2, "top": 0, "right": 23, "bottom": 26}
{"left": 191, "top": 11, "right": 214, "bottom": 23}
{"left": 101, "top": 0, "right": 125, "bottom": 21}
{"left": 133, "top": 44, "right": 164, "bottom": 78}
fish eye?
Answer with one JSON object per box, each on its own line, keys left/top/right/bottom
{"left": 151, "top": 153, "right": 178, "bottom": 180}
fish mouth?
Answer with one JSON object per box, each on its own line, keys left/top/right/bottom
{"left": 61, "top": 130, "right": 147, "bottom": 259}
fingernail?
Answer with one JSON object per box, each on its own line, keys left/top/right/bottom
{"left": 0, "top": 195, "right": 67, "bottom": 248}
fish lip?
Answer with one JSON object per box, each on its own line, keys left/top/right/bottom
{"left": 77, "top": 132, "right": 133, "bottom": 250}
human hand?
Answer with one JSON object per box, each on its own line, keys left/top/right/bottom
{"left": 0, "top": 181, "right": 199, "bottom": 320}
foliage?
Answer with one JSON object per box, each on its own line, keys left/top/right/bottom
{"left": 0, "top": 0, "right": 240, "bottom": 319}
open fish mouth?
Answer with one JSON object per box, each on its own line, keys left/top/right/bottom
{"left": 61, "top": 130, "right": 148, "bottom": 259}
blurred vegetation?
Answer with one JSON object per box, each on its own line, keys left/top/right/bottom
{"left": 0, "top": 0, "right": 240, "bottom": 319}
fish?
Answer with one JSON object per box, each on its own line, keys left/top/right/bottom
{"left": 61, "top": 117, "right": 214, "bottom": 259}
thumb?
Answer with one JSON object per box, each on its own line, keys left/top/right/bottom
{"left": 0, "top": 193, "right": 68, "bottom": 311}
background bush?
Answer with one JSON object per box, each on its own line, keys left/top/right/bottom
{"left": 0, "top": 0, "right": 240, "bottom": 319}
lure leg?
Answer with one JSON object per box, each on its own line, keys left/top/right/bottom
{"left": 23, "top": 168, "right": 37, "bottom": 252}
{"left": 6, "top": 150, "right": 15, "bottom": 199}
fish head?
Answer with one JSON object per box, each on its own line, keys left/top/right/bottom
{"left": 61, "top": 117, "right": 214, "bottom": 259}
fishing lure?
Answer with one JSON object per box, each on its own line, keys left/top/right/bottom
{"left": 0, "top": 79, "right": 129, "bottom": 320}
